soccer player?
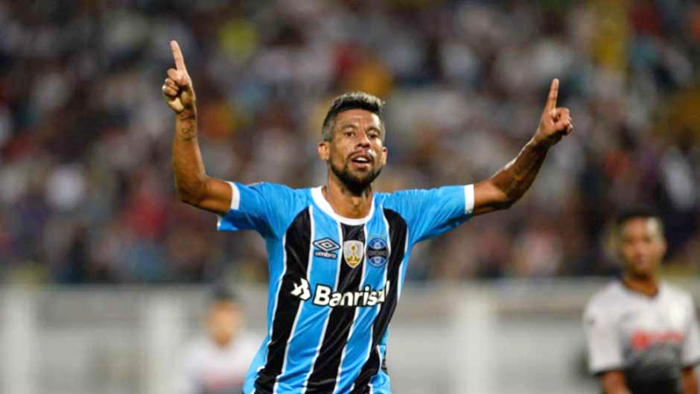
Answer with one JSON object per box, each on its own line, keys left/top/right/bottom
{"left": 583, "top": 209, "right": 700, "bottom": 394}
{"left": 176, "top": 286, "right": 261, "bottom": 394}
{"left": 162, "top": 40, "right": 573, "bottom": 394}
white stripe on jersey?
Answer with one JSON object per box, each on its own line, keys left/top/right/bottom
{"left": 464, "top": 184, "right": 474, "bottom": 214}
{"left": 225, "top": 181, "right": 240, "bottom": 210}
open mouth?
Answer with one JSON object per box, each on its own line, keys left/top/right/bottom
{"left": 350, "top": 154, "right": 372, "bottom": 169}
{"left": 351, "top": 157, "right": 371, "bottom": 164}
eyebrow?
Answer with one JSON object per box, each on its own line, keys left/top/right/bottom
{"left": 337, "top": 123, "right": 382, "bottom": 136}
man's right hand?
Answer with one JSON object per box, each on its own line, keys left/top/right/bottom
{"left": 162, "top": 40, "right": 196, "bottom": 116}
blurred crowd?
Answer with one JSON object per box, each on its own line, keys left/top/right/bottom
{"left": 1, "top": 0, "right": 700, "bottom": 284}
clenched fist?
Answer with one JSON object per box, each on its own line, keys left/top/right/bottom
{"left": 162, "top": 40, "right": 196, "bottom": 116}
{"left": 533, "top": 78, "right": 573, "bottom": 148}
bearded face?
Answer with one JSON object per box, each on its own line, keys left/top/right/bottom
{"left": 329, "top": 154, "right": 383, "bottom": 195}
{"left": 319, "top": 109, "right": 388, "bottom": 195}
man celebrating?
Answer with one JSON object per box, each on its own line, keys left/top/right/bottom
{"left": 584, "top": 209, "right": 700, "bottom": 394}
{"left": 162, "top": 40, "right": 573, "bottom": 394}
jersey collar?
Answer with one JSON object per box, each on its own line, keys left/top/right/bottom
{"left": 619, "top": 279, "right": 664, "bottom": 300}
{"left": 311, "top": 186, "right": 375, "bottom": 225}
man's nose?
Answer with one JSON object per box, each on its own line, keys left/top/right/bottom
{"left": 633, "top": 245, "right": 648, "bottom": 257}
{"left": 356, "top": 131, "right": 371, "bottom": 147}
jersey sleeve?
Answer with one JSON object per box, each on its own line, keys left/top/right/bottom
{"left": 216, "top": 182, "right": 303, "bottom": 238}
{"left": 583, "top": 301, "right": 624, "bottom": 374}
{"left": 386, "top": 185, "right": 474, "bottom": 244}
{"left": 682, "top": 296, "right": 700, "bottom": 367}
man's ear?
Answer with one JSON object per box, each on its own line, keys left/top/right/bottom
{"left": 380, "top": 146, "right": 388, "bottom": 166}
{"left": 318, "top": 141, "right": 330, "bottom": 161}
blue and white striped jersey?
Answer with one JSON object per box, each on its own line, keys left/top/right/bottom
{"left": 217, "top": 182, "right": 475, "bottom": 394}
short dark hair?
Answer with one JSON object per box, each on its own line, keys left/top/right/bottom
{"left": 321, "top": 92, "right": 385, "bottom": 141}
{"left": 616, "top": 206, "right": 664, "bottom": 236}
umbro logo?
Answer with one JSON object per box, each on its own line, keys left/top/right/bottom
{"left": 313, "top": 238, "right": 340, "bottom": 259}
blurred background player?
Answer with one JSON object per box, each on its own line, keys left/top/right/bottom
{"left": 583, "top": 208, "right": 700, "bottom": 394}
{"left": 175, "top": 286, "right": 260, "bottom": 394}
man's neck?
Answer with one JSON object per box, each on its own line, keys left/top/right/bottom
{"left": 323, "top": 175, "right": 373, "bottom": 219}
{"left": 622, "top": 273, "right": 659, "bottom": 298}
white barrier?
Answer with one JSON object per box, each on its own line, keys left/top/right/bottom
{"left": 0, "top": 280, "right": 697, "bottom": 394}
{"left": 1, "top": 289, "right": 36, "bottom": 394}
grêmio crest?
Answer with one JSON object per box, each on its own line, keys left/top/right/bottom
{"left": 367, "top": 237, "right": 388, "bottom": 267}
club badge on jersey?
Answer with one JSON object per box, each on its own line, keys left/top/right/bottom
{"left": 366, "top": 237, "right": 388, "bottom": 267}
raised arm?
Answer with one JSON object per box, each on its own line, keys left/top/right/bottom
{"left": 473, "top": 78, "right": 573, "bottom": 215}
{"left": 162, "top": 40, "right": 232, "bottom": 215}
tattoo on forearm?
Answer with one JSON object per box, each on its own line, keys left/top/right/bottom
{"left": 175, "top": 111, "right": 197, "bottom": 141}
{"left": 178, "top": 124, "right": 197, "bottom": 141}
{"left": 495, "top": 142, "right": 548, "bottom": 201}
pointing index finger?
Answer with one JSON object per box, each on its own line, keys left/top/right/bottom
{"left": 170, "top": 40, "right": 187, "bottom": 72}
{"left": 546, "top": 78, "right": 559, "bottom": 111}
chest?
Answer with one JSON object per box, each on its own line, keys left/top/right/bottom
{"left": 615, "top": 298, "right": 687, "bottom": 352}
{"left": 195, "top": 345, "right": 251, "bottom": 375}
{"left": 305, "top": 213, "right": 396, "bottom": 280}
